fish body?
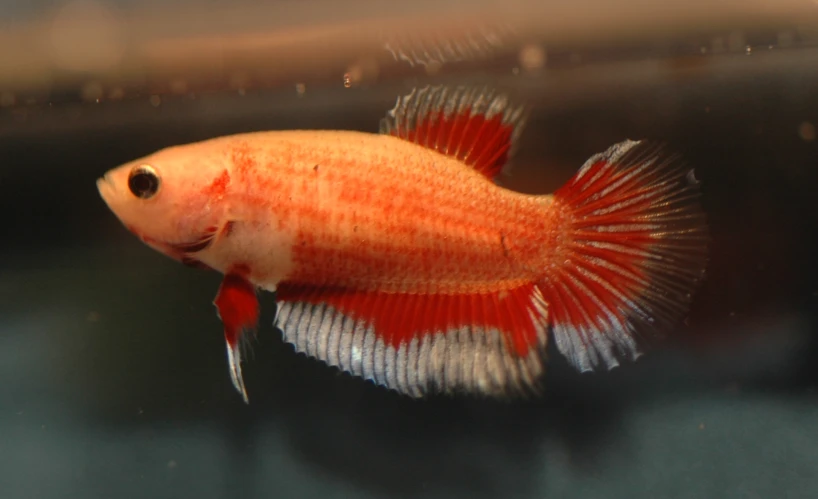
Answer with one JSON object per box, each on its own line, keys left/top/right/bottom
{"left": 151, "top": 129, "right": 557, "bottom": 293}
{"left": 97, "top": 85, "right": 708, "bottom": 402}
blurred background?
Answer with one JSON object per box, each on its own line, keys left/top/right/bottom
{"left": 1, "top": 0, "right": 818, "bottom": 497}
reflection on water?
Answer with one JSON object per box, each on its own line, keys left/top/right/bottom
{"left": 1, "top": 1, "right": 818, "bottom": 498}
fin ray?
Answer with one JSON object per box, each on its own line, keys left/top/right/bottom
{"left": 274, "top": 283, "right": 548, "bottom": 397}
{"left": 380, "top": 85, "right": 528, "bottom": 181}
{"left": 382, "top": 23, "right": 516, "bottom": 68}
{"left": 213, "top": 273, "right": 259, "bottom": 403}
{"left": 541, "top": 139, "right": 709, "bottom": 372}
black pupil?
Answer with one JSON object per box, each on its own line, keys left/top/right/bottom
{"left": 128, "top": 169, "right": 159, "bottom": 199}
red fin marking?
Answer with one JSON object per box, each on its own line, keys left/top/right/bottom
{"left": 214, "top": 273, "right": 259, "bottom": 403}
{"left": 215, "top": 273, "right": 258, "bottom": 349}
{"left": 380, "top": 85, "right": 527, "bottom": 180}
{"left": 541, "top": 140, "right": 709, "bottom": 372}
{"left": 274, "top": 282, "right": 549, "bottom": 397}
{"left": 276, "top": 283, "right": 540, "bottom": 355}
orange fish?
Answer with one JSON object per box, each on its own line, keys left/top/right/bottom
{"left": 97, "top": 85, "right": 708, "bottom": 402}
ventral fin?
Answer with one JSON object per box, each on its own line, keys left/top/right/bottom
{"left": 380, "top": 85, "right": 528, "bottom": 181}
{"left": 214, "top": 273, "right": 259, "bottom": 403}
{"left": 274, "top": 282, "right": 549, "bottom": 398}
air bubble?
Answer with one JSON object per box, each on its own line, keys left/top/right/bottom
{"left": 518, "top": 44, "right": 546, "bottom": 71}
{"left": 343, "top": 58, "right": 380, "bottom": 88}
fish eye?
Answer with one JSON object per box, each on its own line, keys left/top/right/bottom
{"left": 128, "top": 165, "right": 160, "bottom": 199}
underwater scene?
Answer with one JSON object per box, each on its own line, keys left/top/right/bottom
{"left": 1, "top": 0, "right": 817, "bottom": 497}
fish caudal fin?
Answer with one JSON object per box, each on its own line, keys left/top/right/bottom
{"left": 214, "top": 274, "right": 259, "bottom": 403}
{"left": 380, "top": 85, "right": 527, "bottom": 181}
{"left": 541, "top": 140, "right": 709, "bottom": 372}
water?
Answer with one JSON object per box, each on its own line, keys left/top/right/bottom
{"left": 1, "top": 1, "right": 818, "bottom": 498}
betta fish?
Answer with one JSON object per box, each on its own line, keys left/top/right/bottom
{"left": 96, "top": 85, "right": 708, "bottom": 402}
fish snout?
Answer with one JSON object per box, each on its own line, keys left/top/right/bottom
{"left": 96, "top": 174, "right": 117, "bottom": 203}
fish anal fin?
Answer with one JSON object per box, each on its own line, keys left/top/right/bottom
{"left": 379, "top": 85, "right": 528, "bottom": 181}
{"left": 274, "top": 282, "right": 549, "bottom": 397}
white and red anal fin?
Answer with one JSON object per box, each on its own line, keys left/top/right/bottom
{"left": 213, "top": 273, "right": 259, "bottom": 403}
{"left": 542, "top": 139, "right": 709, "bottom": 372}
{"left": 273, "top": 283, "right": 549, "bottom": 398}
{"left": 379, "top": 85, "right": 528, "bottom": 181}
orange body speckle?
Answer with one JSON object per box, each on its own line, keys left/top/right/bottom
{"left": 204, "top": 170, "right": 231, "bottom": 199}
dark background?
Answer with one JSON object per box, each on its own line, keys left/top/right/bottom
{"left": 1, "top": 35, "right": 817, "bottom": 499}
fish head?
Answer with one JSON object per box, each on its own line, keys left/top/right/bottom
{"left": 97, "top": 141, "right": 231, "bottom": 261}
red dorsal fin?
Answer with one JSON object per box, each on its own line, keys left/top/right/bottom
{"left": 274, "top": 283, "right": 549, "bottom": 398}
{"left": 539, "top": 140, "right": 709, "bottom": 372}
{"left": 379, "top": 85, "right": 528, "bottom": 181}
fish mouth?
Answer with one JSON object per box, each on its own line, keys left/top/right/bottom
{"left": 96, "top": 174, "right": 116, "bottom": 204}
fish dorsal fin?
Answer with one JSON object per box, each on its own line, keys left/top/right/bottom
{"left": 274, "top": 282, "right": 549, "bottom": 398}
{"left": 379, "top": 85, "right": 528, "bottom": 181}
